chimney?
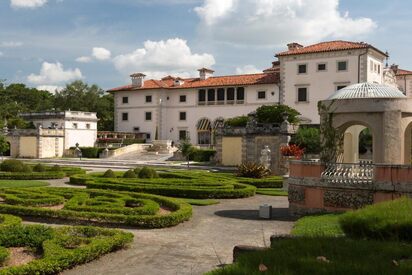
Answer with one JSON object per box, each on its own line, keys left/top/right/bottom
{"left": 287, "top": 42, "right": 304, "bottom": 51}
{"left": 198, "top": 68, "right": 215, "bottom": 80}
{"left": 130, "top": 73, "right": 146, "bottom": 88}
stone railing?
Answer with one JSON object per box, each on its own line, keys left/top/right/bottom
{"left": 289, "top": 160, "right": 325, "bottom": 178}
{"left": 375, "top": 164, "right": 412, "bottom": 184}
{"left": 321, "top": 162, "right": 374, "bottom": 185}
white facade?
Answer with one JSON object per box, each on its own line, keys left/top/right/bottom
{"left": 20, "top": 111, "right": 98, "bottom": 149}
{"left": 278, "top": 48, "right": 386, "bottom": 124}
{"left": 113, "top": 82, "right": 279, "bottom": 145}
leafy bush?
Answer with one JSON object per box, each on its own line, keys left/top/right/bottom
{"left": 237, "top": 162, "right": 271, "bottom": 179}
{"left": 50, "top": 164, "right": 62, "bottom": 172}
{"left": 225, "top": 115, "right": 248, "bottom": 127}
{"left": 76, "top": 147, "right": 105, "bottom": 158}
{"left": 280, "top": 144, "right": 304, "bottom": 159}
{"left": 138, "top": 167, "right": 158, "bottom": 179}
{"left": 0, "top": 172, "right": 65, "bottom": 180}
{"left": 340, "top": 197, "right": 412, "bottom": 241}
{"left": 33, "top": 163, "right": 46, "bottom": 172}
{"left": 103, "top": 169, "right": 116, "bottom": 178}
{"left": 21, "top": 164, "right": 32, "bottom": 173}
{"left": 123, "top": 169, "right": 137, "bottom": 178}
{"left": 256, "top": 104, "right": 300, "bottom": 124}
{"left": 290, "top": 127, "right": 321, "bottom": 154}
{"left": 0, "top": 160, "right": 26, "bottom": 172}
{"left": 236, "top": 176, "right": 283, "bottom": 188}
{"left": 190, "top": 149, "right": 216, "bottom": 162}
{"left": 0, "top": 187, "right": 192, "bottom": 228}
{"left": 133, "top": 167, "right": 141, "bottom": 175}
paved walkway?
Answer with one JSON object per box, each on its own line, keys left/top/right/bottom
{"left": 62, "top": 195, "right": 294, "bottom": 275}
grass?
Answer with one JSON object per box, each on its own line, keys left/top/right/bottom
{"left": 0, "top": 180, "right": 49, "bottom": 188}
{"left": 256, "top": 188, "right": 287, "bottom": 196}
{"left": 208, "top": 237, "right": 412, "bottom": 275}
{"left": 291, "top": 214, "right": 344, "bottom": 237}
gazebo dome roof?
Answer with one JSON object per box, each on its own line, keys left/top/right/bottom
{"left": 328, "top": 82, "right": 406, "bottom": 100}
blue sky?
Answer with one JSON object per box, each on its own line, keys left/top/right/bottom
{"left": 0, "top": 0, "right": 411, "bottom": 92}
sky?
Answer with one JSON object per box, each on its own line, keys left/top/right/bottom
{"left": 0, "top": 0, "right": 411, "bottom": 92}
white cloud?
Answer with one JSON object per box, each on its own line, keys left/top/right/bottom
{"left": 28, "top": 62, "right": 83, "bottom": 85}
{"left": 92, "top": 47, "right": 111, "bottom": 61}
{"left": 113, "top": 38, "right": 215, "bottom": 78}
{"left": 236, "top": 65, "right": 261, "bottom": 74}
{"left": 195, "top": 0, "right": 377, "bottom": 46}
{"left": 0, "top": 41, "right": 23, "bottom": 48}
{"left": 75, "top": 56, "right": 92, "bottom": 63}
{"left": 36, "top": 85, "right": 64, "bottom": 94}
{"left": 10, "top": 0, "right": 48, "bottom": 9}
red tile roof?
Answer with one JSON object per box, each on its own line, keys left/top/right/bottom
{"left": 276, "top": 40, "right": 387, "bottom": 57}
{"left": 108, "top": 72, "right": 279, "bottom": 92}
{"left": 396, "top": 68, "right": 412, "bottom": 76}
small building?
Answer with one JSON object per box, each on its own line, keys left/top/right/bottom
{"left": 20, "top": 111, "right": 98, "bottom": 149}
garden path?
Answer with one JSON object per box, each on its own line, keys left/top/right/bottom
{"left": 62, "top": 195, "right": 294, "bottom": 275}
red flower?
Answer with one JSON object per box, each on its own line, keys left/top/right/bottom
{"left": 280, "top": 144, "right": 304, "bottom": 159}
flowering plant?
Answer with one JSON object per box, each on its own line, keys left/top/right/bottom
{"left": 280, "top": 144, "right": 304, "bottom": 159}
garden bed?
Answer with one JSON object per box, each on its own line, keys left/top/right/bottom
{"left": 0, "top": 214, "right": 133, "bottom": 274}
{"left": 69, "top": 170, "right": 257, "bottom": 199}
{"left": 0, "top": 187, "right": 192, "bottom": 228}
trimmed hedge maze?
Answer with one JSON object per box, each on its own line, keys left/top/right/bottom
{"left": 0, "top": 188, "right": 192, "bottom": 228}
{"left": 0, "top": 214, "right": 132, "bottom": 274}
{"left": 70, "top": 170, "right": 258, "bottom": 199}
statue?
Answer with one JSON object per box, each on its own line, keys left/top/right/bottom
{"left": 260, "top": 145, "right": 271, "bottom": 170}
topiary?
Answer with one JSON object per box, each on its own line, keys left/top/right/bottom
{"left": 123, "top": 170, "right": 137, "bottom": 178}
{"left": 103, "top": 169, "right": 116, "bottom": 178}
{"left": 21, "top": 165, "right": 32, "bottom": 173}
{"left": 138, "top": 166, "right": 158, "bottom": 179}
{"left": 133, "top": 167, "right": 141, "bottom": 175}
{"left": 33, "top": 163, "right": 46, "bottom": 172}
{"left": 50, "top": 165, "right": 62, "bottom": 172}
{"left": 237, "top": 162, "right": 271, "bottom": 178}
{"left": 0, "top": 160, "right": 26, "bottom": 172}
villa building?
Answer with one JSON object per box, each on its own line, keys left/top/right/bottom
{"left": 109, "top": 40, "right": 412, "bottom": 146}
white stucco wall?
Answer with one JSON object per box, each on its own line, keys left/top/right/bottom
{"left": 397, "top": 75, "right": 412, "bottom": 97}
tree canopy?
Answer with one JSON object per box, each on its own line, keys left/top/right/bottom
{"left": 0, "top": 80, "right": 114, "bottom": 131}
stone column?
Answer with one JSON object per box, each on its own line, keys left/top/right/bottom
{"left": 381, "top": 111, "right": 403, "bottom": 164}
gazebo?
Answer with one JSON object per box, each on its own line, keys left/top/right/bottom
{"left": 288, "top": 82, "right": 412, "bottom": 215}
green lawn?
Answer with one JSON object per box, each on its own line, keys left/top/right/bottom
{"left": 291, "top": 214, "right": 344, "bottom": 237}
{"left": 0, "top": 180, "right": 49, "bottom": 188}
{"left": 256, "top": 188, "right": 287, "bottom": 196}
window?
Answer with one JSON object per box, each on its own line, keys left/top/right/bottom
{"left": 336, "top": 85, "right": 347, "bottom": 91}
{"left": 378, "top": 65, "right": 381, "bottom": 74}
{"left": 122, "top": 96, "right": 128, "bottom": 104}
{"left": 297, "top": 87, "right": 308, "bottom": 102}
{"left": 227, "top": 88, "right": 235, "bottom": 101}
{"left": 72, "top": 123, "right": 78, "bottom": 129}
{"left": 86, "top": 124, "right": 91, "bottom": 129}
{"left": 207, "top": 89, "right": 215, "bottom": 102}
{"left": 145, "top": 95, "right": 152, "bottom": 103}
{"left": 179, "top": 130, "right": 187, "bottom": 141}
{"left": 236, "top": 87, "right": 245, "bottom": 101}
{"left": 179, "top": 95, "right": 186, "bottom": 102}
{"left": 257, "top": 91, "right": 266, "bottom": 99}
{"left": 298, "top": 64, "right": 307, "bottom": 74}
{"left": 145, "top": 112, "right": 152, "bottom": 121}
{"left": 179, "top": 112, "right": 186, "bottom": 121}
{"left": 337, "top": 61, "right": 348, "bottom": 71}
{"left": 122, "top": 113, "right": 128, "bottom": 121}
{"left": 198, "top": 89, "right": 206, "bottom": 103}
{"left": 317, "top": 63, "right": 327, "bottom": 71}
{"left": 217, "top": 88, "right": 225, "bottom": 102}
{"left": 146, "top": 133, "right": 151, "bottom": 139}
{"left": 370, "top": 61, "right": 374, "bottom": 72}
{"left": 134, "top": 127, "right": 140, "bottom": 132}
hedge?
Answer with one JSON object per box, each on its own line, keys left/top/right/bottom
{"left": 0, "top": 164, "right": 85, "bottom": 180}
{"left": 190, "top": 149, "right": 216, "bottom": 162}
{"left": 0, "top": 214, "right": 133, "bottom": 274}
{"left": 0, "top": 187, "right": 192, "bottom": 228}
{"left": 69, "top": 170, "right": 256, "bottom": 199}
{"left": 236, "top": 176, "right": 283, "bottom": 188}
{"left": 340, "top": 197, "right": 412, "bottom": 241}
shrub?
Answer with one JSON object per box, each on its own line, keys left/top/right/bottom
{"left": 133, "top": 167, "right": 141, "bottom": 175}
{"left": 50, "top": 164, "right": 62, "bottom": 172}
{"left": 78, "top": 147, "right": 104, "bottom": 158}
{"left": 290, "top": 127, "right": 321, "bottom": 154}
{"left": 237, "top": 176, "right": 283, "bottom": 188}
{"left": 340, "top": 197, "right": 412, "bottom": 241}
{"left": 21, "top": 164, "right": 32, "bottom": 173}
{"left": 280, "top": 144, "right": 304, "bottom": 159}
{"left": 33, "top": 163, "right": 47, "bottom": 172}
{"left": 103, "top": 169, "right": 116, "bottom": 178}
{"left": 138, "top": 166, "right": 158, "bottom": 179}
{"left": 225, "top": 115, "right": 248, "bottom": 127}
{"left": 0, "top": 159, "right": 26, "bottom": 172}
{"left": 256, "top": 104, "right": 300, "bottom": 124}
{"left": 123, "top": 170, "right": 137, "bottom": 178}
{"left": 237, "top": 162, "right": 271, "bottom": 178}
{"left": 191, "top": 149, "right": 216, "bottom": 162}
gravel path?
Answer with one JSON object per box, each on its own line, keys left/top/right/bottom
{"left": 62, "top": 195, "right": 294, "bottom": 275}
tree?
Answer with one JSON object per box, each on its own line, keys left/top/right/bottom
{"left": 0, "top": 133, "right": 9, "bottom": 157}
{"left": 255, "top": 104, "right": 300, "bottom": 124}
{"left": 290, "top": 127, "right": 321, "bottom": 154}
{"left": 178, "top": 139, "right": 195, "bottom": 168}
{"left": 54, "top": 81, "right": 114, "bottom": 131}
